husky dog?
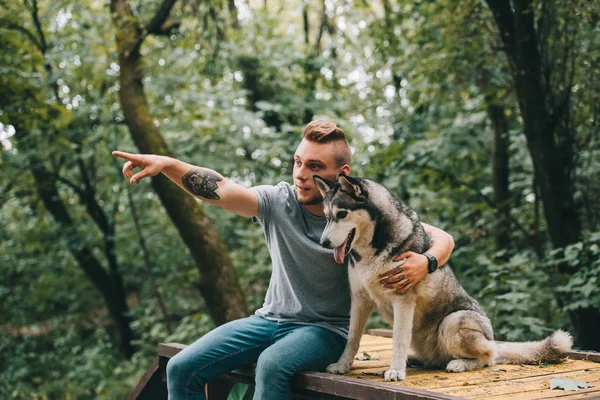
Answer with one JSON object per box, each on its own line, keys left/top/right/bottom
{"left": 314, "top": 173, "right": 572, "bottom": 382}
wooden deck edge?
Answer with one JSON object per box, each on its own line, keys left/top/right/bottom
{"left": 224, "top": 367, "right": 465, "bottom": 400}
{"left": 128, "top": 356, "right": 160, "bottom": 400}
{"left": 156, "top": 343, "right": 464, "bottom": 400}
{"left": 565, "top": 349, "right": 600, "bottom": 363}
{"left": 367, "top": 329, "right": 600, "bottom": 363}
{"left": 293, "top": 371, "right": 465, "bottom": 400}
{"left": 158, "top": 342, "right": 186, "bottom": 358}
{"left": 368, "top": 328, "right": 393, "bottom": 338}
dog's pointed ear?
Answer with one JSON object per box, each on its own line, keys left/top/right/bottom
{"left": 338, "top": 173, "right": 361, "bottom": 196}
{"left": 313, "top": 175, "right": 333, "bottom": 198}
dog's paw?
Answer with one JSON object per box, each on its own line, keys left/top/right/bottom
{"left": 326, "top": 362, "right": 351, "bottom": 375}
{"left": 384, "top": 368, "right": 406, "bottom": 381}
{"left": 446, "top": 359, "right": 469, "bottom": 372}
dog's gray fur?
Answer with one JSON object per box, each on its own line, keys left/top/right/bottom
{"left": 314, "top": 174, "right": 572, "bottom": 381}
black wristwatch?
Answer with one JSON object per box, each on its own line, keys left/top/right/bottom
{"left": 423, "top": 252, "right": 438, "bottom": 274}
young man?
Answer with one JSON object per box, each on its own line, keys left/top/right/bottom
{"left": 113, "top": 120, "right": 454, "bottom": 400}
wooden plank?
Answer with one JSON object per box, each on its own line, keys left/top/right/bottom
{"left": 222, "top": 365, "right": 464, "bottom": 400}
{"left": 565, "top": 350, "right": 600, "bottom": 363}
{"left": 158, "top": 342, "right": 186, "bottom": 358}
{"left": 486, "top": 387, "right": 600, "bottom": 400}
{"left": 156, "top": 342, "right": 463, "bottom": 399}
{"left": 128, "top": 356, "right": 160, "bottom": 400}
{"left": 129, "top": 356, "right": 170, "bottom": 400}
{"left": 206, "top": 377, "right": 231, "bottom": 400}
{"left": 292, "top": 372, "right": 464, "bottom": 400}
{"left": 369, "top": 328, "right": 394, "bottom": 338}
{"left": 437, "top": 368, "right": 600, "bottom": 399}
{"left": 152, "top": 338, "right": 600, "bottom": 400}
{"left": 347, "top": 335, "right": 600, "bottom": 400}
{"left": 384, "top": 361, "right": 600, "bottom": 391}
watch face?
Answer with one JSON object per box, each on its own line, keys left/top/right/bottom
{"left": 425, "top": 252, "right": 437, "bottom": 273}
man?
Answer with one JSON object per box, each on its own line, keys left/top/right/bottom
{"left": 113, "top": 120, "right": 454, "bottom": 400}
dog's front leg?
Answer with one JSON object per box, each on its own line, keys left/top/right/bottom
{"left": 385, "top": 297, "right": 415, "bottom": 381}
{"left": 327, "top": 291, "right": 373, "bottom": 375}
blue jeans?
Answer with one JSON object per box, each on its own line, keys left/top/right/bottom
{"left": 166, "top": 315, "right": 347, "bottom": 400}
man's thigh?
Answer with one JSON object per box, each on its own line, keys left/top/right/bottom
{"left": 168, "top": 316, "right": 275, "bottom": 383}
{"left": 257, "top": 325, "right": 347, "bottom": 374}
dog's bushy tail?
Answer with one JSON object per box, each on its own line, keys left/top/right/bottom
{"left": 495, "top": 330, "right": 573, "bottom": 364}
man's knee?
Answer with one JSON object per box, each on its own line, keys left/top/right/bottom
{"left": 255, "top": 352, "right": 296, "bottom": 385}
{"left": 167, "top": 353, "right": 206, "bottom": 390}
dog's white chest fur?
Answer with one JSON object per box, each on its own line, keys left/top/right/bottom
{"left": 348, "top": 257, "right": 405, "bottom": 322}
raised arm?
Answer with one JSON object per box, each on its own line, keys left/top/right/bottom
{"left": 112, "top": 151, "right": 258, "bottom": 217}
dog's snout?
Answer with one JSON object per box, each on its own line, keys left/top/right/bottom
{"left": 321, "top": 238, "right": 331, "bottom": 248}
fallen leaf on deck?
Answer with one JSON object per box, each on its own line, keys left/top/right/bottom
{"left": 550, "top": 378, "right": 592, "bottom": 391}
{"left": 356, "top": 352, "right": 380, "bottom": 361}
{"left": 361, "top": 371, "right": 384, "bottom": 377}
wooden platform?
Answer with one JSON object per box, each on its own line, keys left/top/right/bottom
{"left": 130, "top": 329, "right": 600, "bottom": 400}
{"left": 352, "top": 331, "right": 600, "bottom": 399}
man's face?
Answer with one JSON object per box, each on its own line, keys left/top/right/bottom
{"left": 293, "top": 139, "right": 346, "bottom": 206}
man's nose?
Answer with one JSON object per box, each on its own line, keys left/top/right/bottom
{"left": 321, "top": 238, "right": 331, "bottom": 248}
{"left": 295, "top": 165, "right": 310, "bottom": 181}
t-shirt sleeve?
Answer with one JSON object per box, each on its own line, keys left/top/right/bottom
{"left": 250, "top": 182, "right": 288, "bottom": 226}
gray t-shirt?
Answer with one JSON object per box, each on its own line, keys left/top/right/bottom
{"left": 251, "top": 182, "right": 351, "bottom": 338}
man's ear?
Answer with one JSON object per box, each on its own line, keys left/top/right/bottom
{"left": 340, "top": 164, "right": 351, "bottom": 176}
{"left": 313, "top": 175, "right": 333, "bottom": 198}
{"left": 338, "top": 174, "right": 361, "bottom": 197}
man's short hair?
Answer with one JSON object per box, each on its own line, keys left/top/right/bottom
{"left": 303, "top": 120, "right": 352, "bottom": 167}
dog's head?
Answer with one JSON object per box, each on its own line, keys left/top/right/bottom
{"left": 314, "top": 173, "right": 372, "bottom": 264}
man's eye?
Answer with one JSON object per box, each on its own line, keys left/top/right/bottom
{"left": 310, "top": 164, "right": 320, "bottom": 170}
{"left": 336, "top": 211, "right": 348, "bottom": 219}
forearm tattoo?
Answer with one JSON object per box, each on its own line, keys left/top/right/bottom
{"left": 182, "top": 168, "right": 223, "bottom": 200}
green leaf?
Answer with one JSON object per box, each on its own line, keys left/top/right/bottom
{"left": 355, "top": 352, "right": 379, "bottom": 361}
{"left": 227, "top": 382, "right": 254, "bottom": 400}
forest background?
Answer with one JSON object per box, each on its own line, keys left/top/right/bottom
{"left": 1, "top": 0, "right": 599, "bottom": 398}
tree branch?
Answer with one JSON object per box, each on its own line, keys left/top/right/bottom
{"left": 144, "top": 0, "right": 179, "bottom": 36}
{"left": 126, "top": 186, "right": 173, "bottom": 334}
{"left": 313, "top": 0, "right": 327, "bottom": 55}
{"left": 483, "top": 0, "right": 517, "bottom": 61}
{"left": 30, "top": 0, "right": 48, "bottom": 52}
{"left": 421, "top": 163, "right": 537, "bottom": 250}
{"left": 303, "top": 3, "right": 310, "bottom": 46}
{"left": 54, "top": 174, "right": 85, "bottom": 198}
{"left": 0, "top": 18, "right": 43, "bottom": 51}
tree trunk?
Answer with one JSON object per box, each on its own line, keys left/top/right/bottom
{"left": 476, "top": 68, "right": 511, "bottom": 253}
{"left": 2, "top": 2, "right": 135, "bottom": 358}
{"left": 228, "top": 0, "right": 239, "bottom": 30}
{"left": 22, "top": 140, "right": 135, "bottom": 358}
{"left": 484, "top": 0, "right": 599, "bottom": 349}
{"left": 110, "top": 0, "right": 247, "bottom": 325}
{"left": 303, "top": 4, "right": 310, "bottom": 46}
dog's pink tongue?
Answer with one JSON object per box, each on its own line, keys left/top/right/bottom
{"left": 334, "top": 246, "right": 345, "bottom": 264}
{"left": 333, "top": 235, "right": 349, "bottom": 264}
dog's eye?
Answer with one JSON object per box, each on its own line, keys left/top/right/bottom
{"left": 336, "top": 211, "right": 348, "bottom": 219}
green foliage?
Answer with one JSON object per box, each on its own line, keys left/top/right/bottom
{"left": 552, "top": 232, "right": 600, "bottom": 312}
{"left": 1, "top": 0, "right": 599, "bottom": 398}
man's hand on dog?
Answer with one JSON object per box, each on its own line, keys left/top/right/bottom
{"left": 379, "top": 252, "right": 428, "bottom": 293}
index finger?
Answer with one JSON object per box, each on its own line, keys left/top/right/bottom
{"left": 112, "top": 151, "right": 141, "bottom": 162}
